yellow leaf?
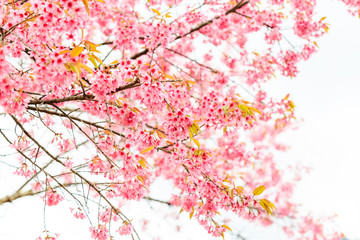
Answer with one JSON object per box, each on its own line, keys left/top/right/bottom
{"left": 253, "top": 185, "right": 265, "bottom": 196}
{"left": 78, "top": 62, "right": 93, "bottom": 74}
{"left": 238, "top": 104, "right": 251, "bottom": 116}
{"left": 84, "top": 40, "right": 101, "bottom": 53}
{"left": 21, "top": 2, "right": 31, "bottom": 9}
{"left": 193, "top": 123, "right": 201, "bottom": 132}
{"left": 289, "top": 100, "right": 295, "bottom": 109}
{"left": 80, "top": 77, "right": 90, "bottom": 87}
{"left": 91, "top": 53, "right": 104, "bottom": 66}
{"left": 71, "top": 46, "right": 84, "bottom": 58}
{"left": 82, "top": 0, "right": 89, "bottom": 14}
{"left": 191, "top": 125, "right": 198, "bottom": 135}
{"left": 130, "top": 107, "right": 141, "bottom": 114}
{"left": 68, "top": 63, "right": 81, "bottom": 79}
{"left": 262, "top": 198, "right": 276, "bottom": 210}
{"left": 59, "top": 50, "right": 70, "bottom": 55}
{"left": 83, "top": 40, "right": 98, "bottom": 46}
{"left": 88, "top": 54, "right": 98, "bottom": 68}
{"left": 324, "top": 25, "right": 329, "bottom": 33}
{"left": 189, "top": 207, "right": 194, "bottom": 219}
{"left": 90, "top": 46, "right": 101, "bottom": 53}
{"left": 137, "top": 175, "right": 144, "bottom": 185}
{"left": 192, "top": 138, "right": 200, "bottom": 148}
{"left": 230, "top": 188, "right": 234, "bottom": 199}
{"left": 222, "top": 224, "right": 232, "bottom": 232}
{"left": 259, "top": 200, "right": 273, "bottom": 215}
{"left": 223, "top": 126, "right": 227, "bottom": 133}
{"left": 165, "top": 74, "right": 175, "bottom": 80}
{"left": 138, "top": 158, "right": 148, "bottom": 168}
{"left": 249, "top": 106, "right": 262, "bottom": 115}
{"left": 64, "top": 63, "right": 72, "bottom": 71}
{"left": 95, "top": 0, "right": 104, "bottom": 2}
{"left": 194, "top": 149, "right": 203, "bottom": 156}
{"left": 152, "top": 8, "right": 161, "bottom": 16}
{"left": 140, "top": 145, "right": 155, "bottom": 154}
{"left": 186, "top": 80, "right": 196, "bottom": 85}
{"left": 156, "top": 130, "right": 167, "bottom": 139}
{"left": 74, "top": 64, "right": 82, "bottom": 79}
{"left": 235, "top": 186, "right": 244, "bottom": 196}
{"left": 189, "top": 127, "right": 193, "bottom": 139}
{"left": 63, "top": 9, "right": 70, "bottom": 16}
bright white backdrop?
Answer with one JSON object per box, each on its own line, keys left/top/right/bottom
{"left": 267, "top": 0, "right": 360, "bottom": 239}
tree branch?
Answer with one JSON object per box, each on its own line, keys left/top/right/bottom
{"left": 8, "top": 115, "right": 141, "bottom": 239}
{"left": 120, "top": 1, "right": 250, "bottom": 60}
{"left": 28, "top": 78, "right": 141, "bottom": 105}
{"left": 175, "top": 1, "right": 250, "bottom": 40}
{"left": 27, "top": 106, "right": 125, "bottom": 138}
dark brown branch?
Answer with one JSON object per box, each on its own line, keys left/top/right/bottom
{"left": 234, "top": 12, "right": 274, "bottom": 28}
{"left": 14, "top": 139, "right": 90, "bottom": 195}
{"left": 27, "top": 106, "right": 125, "bottom": 138}
{"left": 25, "top": 2, "right": 249, "bottom": 106}
{"left": 118, "top": 1, "right": 250, "bottom": 60}
{"left": 48, "top": 104, "right": 119, "bottom": 168}
{"left": 111, "top": 77, "right": 141, "bottom": 94}
{"left": 0, "top": 129, "right": 88, "bottom": 215}
{"left": 28, "top": 78, "right": 141, "bottom": 105}
{"left": 9, "top": 115, "right": 141, "bottom": 239}
{"left": 166, "top": 48, "right": 219, "bottom": 73}
{"left": 29, "top": 94, "right": 95, "bottom": 105}
{"left": 144, "top": 197, "right": 172, "bottom": 206}
{"left": 175, "top": 1, "right": 249, "bottom": 40}
{"left": 131, "top": 49, "right": 150, "bottom": 60}
{"left": 0, "top": 190, "right": 36, "bottom": 205}
{"left": 0, "top": 182, "right": 123, "bottom": 205}
{"left": 2, "top": 13, "right": 40, "bottom": 38}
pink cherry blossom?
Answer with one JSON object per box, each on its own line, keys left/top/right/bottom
{"left": 43, "top": 189, "right": 64, "bottom": 206}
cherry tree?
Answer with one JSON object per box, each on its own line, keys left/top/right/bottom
{"left": 0, "top": 0, "right": 358, "bottom": 239}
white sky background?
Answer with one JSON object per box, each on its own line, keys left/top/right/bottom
{"left": 265, "top": 0, "right": 360, "bottom": 239}
{"left": 1, "top": 0, "right": 360, "bottom": 239}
